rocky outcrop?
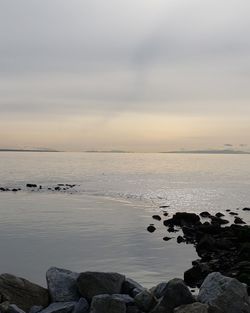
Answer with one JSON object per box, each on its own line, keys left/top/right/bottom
{"left": 174, "top": 303, "right": 209, "bottom": 313}
{"left": 90, "top": 295, "right": 126, "bottom": 313}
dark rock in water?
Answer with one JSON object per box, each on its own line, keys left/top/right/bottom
{"left": 46, "top": 267, "right": 80, "bottom": 302}
{"left": 77, "top": 271, "right": 125, "bottom": 299}
{"left": 234, "top": 217, "right": 246, "bottom": 224}
{"left": 198, "top": 272, "right": 250, "bottom": 313}
{"left": 177, "top": 236, "right": 185, "bottom": 243}
{"left": 39, "top": 302, "right": 76, "bottom": 313}
{"left": 134, "top": 289, "right": 157, "bottom": 312}
{"left": 171, "top": 212, "right": 200, "bottom": 227}
{"left": 226, "top": 209, "right": 231, "bottom": 212}
{"left": 152, "top": 215, "right": 161, "bottom": 221}
{"left": 159, "top": 205, "right": 170, "bottom": 209}
{"left": 0, "top": 273, "right": 49, "bottom": 312}
{"left": 184, "top": 262, "right": 211, "bottom": 288}
{"left": 168, "top": 226, "right": 177, "bottom": 233}
{"left": 0, "top": 187, "right": 6, "bottom": 191}
{"left": 26, "top": 184, "right": 37, "bottom": 188}
{"left": 163, "top": 236, "right": 173, "bottom": 241}
{"left": 215, "top": 212, "right": 225, "bottom": 218}
{"left": 147, "top": 225, "right": 156, "bottom": 233}
{"left": 210, "top": 216, "right": 229, "bottom": 225}
{"left": 90, "top": 295, "right": 126, "bottom": 313}
{"left": 122, "top": 278, "right": 144, "bottom": 297}
{"left": 151, "top": 278, "right": 195, "bottom": 313}
{"left": 54, "top": 187, "right": 61, "bottom": 191}
{"left": 72, "top": 298, "right": 89, "bottom": 313}
{"left": 12, "top": 189, "right": 18, "bottom": 192}
{"left": 229, "top": 212, "right": 238, "bottom": 216}
{"left": 200, "top": 212, "right": 211, "bottom": 218}
{"left": 163, "top": 212, "right": 169, "bottom": 216}
{"left": 243, "top": 207, "right": 250, "bottom": 211}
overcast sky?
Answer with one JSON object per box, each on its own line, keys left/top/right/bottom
{"left": 1, "top": 0, "right": 250, "bottom": 151}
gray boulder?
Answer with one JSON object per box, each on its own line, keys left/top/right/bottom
{"left": 39, "top": 302, "right": 76, "bottom": 313}
{"left": 151, "top": 278, "right": 195, "bottom": 313}
{"left": 122, "top": 278, "right": 144, "bottom": 297}
{"left": 46, "top": 267, "right": 80, "bottom": 302}
{"left": 72, "top": 298, "right": 89, "bottom": 313}
{"left": 134, "top": 289, "right": 157, "bottom": 312}
{"left": 198, "top": 272, "right": 250, "bottom": 313}
{"left": 0, "top": 273, "right": 49, "bottom": 312}
{"left": 90, "top": 295, "right": 126, "bottom": 313}
{"left": 174, "top": 303, "right": 209, "bottom": 313}
{"left": 150, "top": 282, "right": 168, "bottom": 299}
{"left": 77, "top": 272, "right": 125, "bottom": 299}
{"left": 112, "top": 294, "right": 134, "bottom": 306}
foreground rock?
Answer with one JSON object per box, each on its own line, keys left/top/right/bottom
{"left": 0, "top": 273, "right": 49, "bottom": 311}
{"left": 77, "top": 272, "right": 125, "bottom": 299}
{"left": 39, "top": 302, "right": 76, "bottom": 313}
{"left": 46, "top": 267, "right": 80, "bottom": 302}
{"left": 198, "top": 272, "right": 250, "bottom": 313}
{"left": 174, "top": 303, "right": 209, "bottom": 313}
{"left": 90, "top": 295, "right": 126, "bottom": 313}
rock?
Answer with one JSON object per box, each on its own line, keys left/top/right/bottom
{"left": 159, "top": 206, "right": 169, "bottom": 209}
{"left": 229, "top": 212, "right": 238, "bottom": 216}
{"left": 243, "top": 208, "right": 250, "bottom": 211}
{"left": 112, "top": 294, "right": 134, "bottom": 306}
{"left": 151, "top": 278, "right": 195, "bottom": 313}
{"left": 147, "top": 225, "right": 156, "bottom": 233}
{"left": 174, "top": 302, "right": 209, "bottom": 313}
{"left": 122, "top": 278, "right": 144, "bottom": 297}
{"left": 234, "top": 217, "right": 246, "bottom": 225}
{"left": 134, "top": 289, "right": 157, "bottom": 312}
{"left": 72, "top": 298, "right": 89, "bottom": 313}
{"left": 77, "top": 272, "right": 125, "bottom": 299}
{"left": 8, "top": 305, "right": 26, "bottom": 313}
{"left": 198, "top": 272, "right": 250, "bottom": 313}
{"left": 152, "top": 215, "right": 161, "bottom": 221}
{"left": 200, "top": 212, "right": 211, "bottom": 218}
{"left": 29, "top": 306, "right": 44, "bottom": 313}
{"left": 184, "top": 262, "right": 211, "bottom": 288}
{"left": 171, "top": 212, "right": 200, "bottom": 226}
{"left": 177, "top": 236, "right": 185, "bottom": 244}
{"left": 210, "top": 216, "right": 229, "bottom": 225}
{"left": 39, "top": 302, "right": 76, "bottom": 313}
{"left": 163, "top": 212, "right": 169, "bottom": 217}
{"left": 0, "top": 273, "right": 49, "bottom": 312}
{"left": 151, "top": 282, "right": 167, "bottom": 299}
{"left": 163, "top": 237, "right": 173, "bottom": 241}
{"left": 215, "top": 213, "right": 224, "bottom": 218}
{"left": 46, "top": 267, "right": 80, "bottom": 302}
{"left": 90, "top": 295, "right": 126, "bottom": 313}
{"left": 26, "top": 184, "right": 37, "bottom": 188}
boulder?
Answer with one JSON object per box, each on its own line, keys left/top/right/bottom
{"left": 134, "top": 289, "right": 157, "bottom": 312}
{"left": 72, "top": 298, "right": 89, "bottom": 313}
{"left": 46, "top": 267, "right": 80, "bottom": 302}
{"left": 0, "top": 273, "right": 49, "bottom": 312}
{"left": 77, "top": 272, "right": 125, "bottom": 299}
{"left": 198, "top": 272, "right": 250, "bottom": 313}
{"left": 174, "top": 302, "right": 209, "bottom": 313}
{"left": 112, "top": 294, "right": 134, "bottom": 306}
{"left": 151, "top": 278, "right": 195, "bottom": 313}
{"left": 150, "top": 282, "right": 167, "bottom": 299}
{"left": 8, "top": 305, "right": 26, "bottom": 313}
{"left": 90, "top": 295, "right": 126, "bottom": 313}
{"left": 122, "top": 278, "right": 144, "bottom": 297}
{"left": 29, "top": 306, "right": 44, "bottom": 313}
{"left": 39, "top": 302, "right": 76, "bottom": 313}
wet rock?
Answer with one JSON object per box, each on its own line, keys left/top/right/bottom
{"left": 170, "top": 212, "right": 200, "bottom": 227}
{"left": 243, "top": 208, "right": 250, "bottom": 211}
{"left": 163, "top": 212, "right": 169, "bottom": 216}
{"left": 134, "top": 289, "right": 157, "bottom": 312}
{"left": 152, "top": 215, "right": 161, "bottom": 221}
{"left": 77, "top": 272, "right": 125, "bottom": 299}
{"left": 229, "top": 212, "right": 238, "bottom": 216}
{"left": 163, "top": 236, "right": 173, "bottom": 241}
{"left": 210, "top": 216, "right": 229, "bottom": 225}
{"left": 150, "top": 282, "right": 167, "bottom": 299}
{"left": 147, "top": 225, "right": 156, "bottom": 233}
{"left": 112, "top": 294, "right": 134, "bottom": 306}
{"left": 90, "top": 295, "right": 126, "bottom": 313}
{"left": 234, "top": 217, "right": 246, "bottom": 224}
{"left": 200, "top": 212, "right": 211, "bottom": 218}
{"left": 8, "top": 305, "right": 26, "bottom": 313}
{"left": 122, "top": 278, "right": 144, "bottom": 297}
{"left": 215, "top": 213, "right": 224, "bottom": 218}
{"left": 46, "top": 267, "right": 80, "bottom": 302}
{"left": 198, "top": 272, "right": 250, "bottom": 313}
{"left": 39, "top": 302, "right": 76, "bottom": 313}
{"left": 177, "top": 236, "right": 185, "bottom": 243}
{"left": 26, "top": 184, "right": 37, "bottom": 188}
{"left": 159, "top": 205, "right": 169, "bottom": 209}
{"left": 72, "top": 298, "right": 89, "bottom": 313}
{"left": 174, "top": 302, "right": 209, "bottom": 313}
{"left": 0, "top": 273, "right": 49, "bottom": 312}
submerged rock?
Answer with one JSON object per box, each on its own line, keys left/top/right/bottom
{"left": 46, "top": 267, "right": 80, "bottom": 302}
{"left": 0, "top": 273, "right": 49, "bottom": 312}
{"left": 77, "top": 272, "right": 125, "bottom": 299}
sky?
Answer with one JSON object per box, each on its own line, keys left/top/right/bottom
{"left": 1, "top": 0, "right": 250, "bottom": 152}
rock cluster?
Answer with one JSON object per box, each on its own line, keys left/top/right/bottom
{"left": 0, "top": 184, "right": 77, "bottom": 193}
{"left": 0, "top": 268, "right": 249, "bottom": 313}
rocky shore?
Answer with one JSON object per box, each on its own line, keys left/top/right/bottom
{"left": 147, "top": 208, "right": 250, "bottom": 295}
{"left": 0, "top": 267, "right": 249, "bottom": 313}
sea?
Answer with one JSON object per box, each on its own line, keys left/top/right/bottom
{"left": 0, "top": 152, "right": 250, "bottom": 287}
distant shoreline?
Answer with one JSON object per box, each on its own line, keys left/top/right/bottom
{"left": 0, "top": 149, "right": 59, "bottom": 152}
{"left": 163, "top": 149, "right": 250, "bottom": 155}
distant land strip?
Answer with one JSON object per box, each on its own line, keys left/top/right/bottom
{"left": 0, "top": 149, "right": 59, "bottom": 152}
{"left": 164, "top": 149, "right": 250, "bottom": 154}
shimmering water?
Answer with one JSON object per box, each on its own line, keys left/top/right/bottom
{"left": 0, "top": 152, "right": 249, "bottom": 286}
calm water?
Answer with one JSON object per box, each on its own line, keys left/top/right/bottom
{"left": 0, "top": 152, "right": 250, "bottom": 286}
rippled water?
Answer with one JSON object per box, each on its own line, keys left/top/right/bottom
{"left": 0, "top": 152, "right": 250, "bottom": 286}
